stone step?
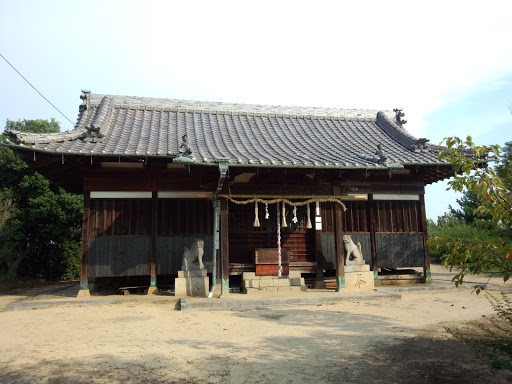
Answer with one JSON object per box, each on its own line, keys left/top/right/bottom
{"left": 244, "top": 278, "right": 291, "bottom": 289}
{"left": 244, "top": 285, "right": 308, "bottom": 294}
{"left": 243, "top": 276, "right": 306, "bottom": 288}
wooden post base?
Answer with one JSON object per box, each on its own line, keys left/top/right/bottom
{"left": 146, "top": 286, "right": 158, "bottom": 295}
{"left": 77, "top": 289, "right": 90, "bottom": 298}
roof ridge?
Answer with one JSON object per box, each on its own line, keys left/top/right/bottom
{"left": 89, "top": 92, "right": 391, "bottom": 120}
{"left": 376, "top": 111, "right": 418, "bottom": 147}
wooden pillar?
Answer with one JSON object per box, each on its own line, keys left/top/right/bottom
{"left": 334, "top": 203, "right": 345, "bottom": 291}
{"left": 150, "top": 191, "right": 158, "bottom": 289}
{"left": 419, "top": 194, "right": 432, "bottom": 282}
{"left": 368, "top": 194, "right": 378, "bottom": 280}
{"left": 220, "top": 199, "right": 229, "bottom": 295}
{"left": 78, "top": 191, "right": 90, "bottom": 297}
{"left": 313, "top": 201, "right": 326, "bottom": 289}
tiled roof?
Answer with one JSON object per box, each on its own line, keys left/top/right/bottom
{"left": 3, "top": 91, "right": 446, "bottom": 168}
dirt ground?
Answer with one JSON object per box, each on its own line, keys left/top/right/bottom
{"left": 1, "top": 265, "right": 512, "bottom": 384}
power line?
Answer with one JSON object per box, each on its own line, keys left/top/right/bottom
{"left": 0, "top": 52, "right": 75, "bottom": 127}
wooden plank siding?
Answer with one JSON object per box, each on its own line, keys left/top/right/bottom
{"left": 374, "top": 201, "right": 422, "bottom": 233}
{"left": 88, "top": 199, "right": 152, "bottom": 237}
{"left": 319, "top": 198, "right": 426, "bottom": 270}
{"left": 87, "top": 199, "right": 212, "bottom": 238}
{"left": 321, "top": 201, "right": 369, "bottom": 233}
{"left": 157, "top": 235, "right": 213, "bottom": 275}
{"left": 375, "top": 234, "right": 424, "bottom": 268}
{"left": 228, "top": 202, "right": 314, "bottom": 266}
{"left": 229, "top": 232, "right": 313, "bottom": 264}
{"left": 322, "top": 233, "right": 372, "bottom": 269}
{"left": 86, "top": 198, "right": 213, "bottom": 278}
{"left": 157, "top": 199, "right": 212, "bottom": 235}
{"left": 88, "top": 236, "right": 151, "bottom": 277}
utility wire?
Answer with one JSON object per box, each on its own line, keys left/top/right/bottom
{"left": 0, "top": 52, "right": 75, "bottom": 127}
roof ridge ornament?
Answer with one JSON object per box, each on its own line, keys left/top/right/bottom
{"left": 179, "top": 134, "right": 193, "bottom": 158}
{"left": 83, "top": 96, "right": 113, "bottom": 143}
{"left": 411, "top": 138, "right": 431, "bottom": 153}
{"left": 80, "top": 89, "right": 91, "bottom": 112}
{"left": 393, "top": 108, "right": 407, "bottom": 126}
{"left": 173, "top": 134, "right": 195, "bottom": 163}
{"left": 375, "top": 144, "right": 389, "bottom": 165}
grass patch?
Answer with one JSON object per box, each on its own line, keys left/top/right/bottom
{"left": 446, "top": 292, "right": 512, "bottom": 370}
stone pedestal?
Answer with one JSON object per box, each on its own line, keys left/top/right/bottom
{"left": 344, "top": 265, "right": 375, "bottom": 290}
{"left": 175, "top": 269, "right": 209, "bottom": 297}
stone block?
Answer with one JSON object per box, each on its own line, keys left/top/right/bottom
{"left": 245, "top": 287, "right": 264, "bottom": 294}
{"left": 247, "top": 279, "right": 260, "bottom": 288}
{"left": 242, "top": 272, "right": 256, "bottom": 279}
{"left": 265, "top": 287, "right": 278, "bottom": 293}
{"left": 178, "top": 269, "right": 207, "bottom": 278}
{"left": 175, "top": 276, "right": 209, "bottom": 297}
{"left": 277, "top": 278, "right": 290, "bottom": 287}
{"left": 288, "top": 271, "right": 302, "bottom": 279}
{"left": 290, "top": 278, "right": 302, "bottom": 286}
{"left": 344, "top": 265, "right": 370, "bottom": 273}
{"left": 344, "top": 271, "right": 375, "bottom": 290}
{"left": 259, "top": 277, "right": 275, "bottom": 287}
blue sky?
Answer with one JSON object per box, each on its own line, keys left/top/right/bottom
{"left": 1, "top": 0, "right": 511, "bottom": 220}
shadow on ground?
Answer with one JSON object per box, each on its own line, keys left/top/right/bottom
{"left": 2, "top": 307, "right": 511, "bottom": 384}
{"left": 1, "top": 335, "right": 510, "bottom": 384}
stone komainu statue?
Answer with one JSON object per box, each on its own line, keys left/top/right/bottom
{"left": 343, "top": 235, "right": 364, "bottom": 265}
{"left": 182, "top": 239, "right": 205, "bottom": 271}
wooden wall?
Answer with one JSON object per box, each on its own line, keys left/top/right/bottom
{"left": 374, "top": 201, "right": 422, "bottom": 233}
{"left": 157, "top": 235, "right": 213, "bottom": 275}
{"left": 375, "top": 234, "right": 424, "bottom": 268}
{"left": 321, "top": 233, "right": 372, "bottom": 270}
{"left": 320, "top": 198, "right": 425, "bottom": 270}
{"left": 157, "top": 200, "right": 213, "bottom": 235}
{"left": 228, "top": 202, "right": 314, "bottom": 264}
{"left": 88, "top": 199, "right": 152, "bottom": 237}
{"left": 88, "top": 236, "right": 151, "bottom": 277}
{"left": 86, "top": 197, "right": 212, "bottom": 278}
{"left": 82, "top": 168, "right": 429, "bottom": 278}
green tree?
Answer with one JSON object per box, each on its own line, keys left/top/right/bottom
{"left": 5, "top": 118, "right": 60, "bottom": 134}
{"left": 449, "top": 189, "right": 493, "bottom": 227}
{"left": 0, "top": 119, "right": 83, "bottom": 280}
{"left": 496, "top": 141, "right": 512, "bottom": 190}
{"left": 428, "top": 136, "right": 512, "bottom": 291}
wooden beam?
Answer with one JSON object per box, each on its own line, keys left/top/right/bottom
{"left": 368, "top": 194, "right": 378, "bottom": 280}
{"left": 334, "top": 203, "right": 345, "bottom": 291}
{"left": 419, "top": 194, "right": 432, "bottom": 281}
{"left": 79, "top": 191, "right": 90, "bottom": 294}
{"left": 313, "top": 202, "right": 326, "bottom": 288}
{"left": 220, "top": 199, "right": 229, "bottom": 295}
{"left": 150, "top": 191, "right": 158, "bottom": 288}
{"left": 219, "top": 194, "right": 366, "bottom": 200}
